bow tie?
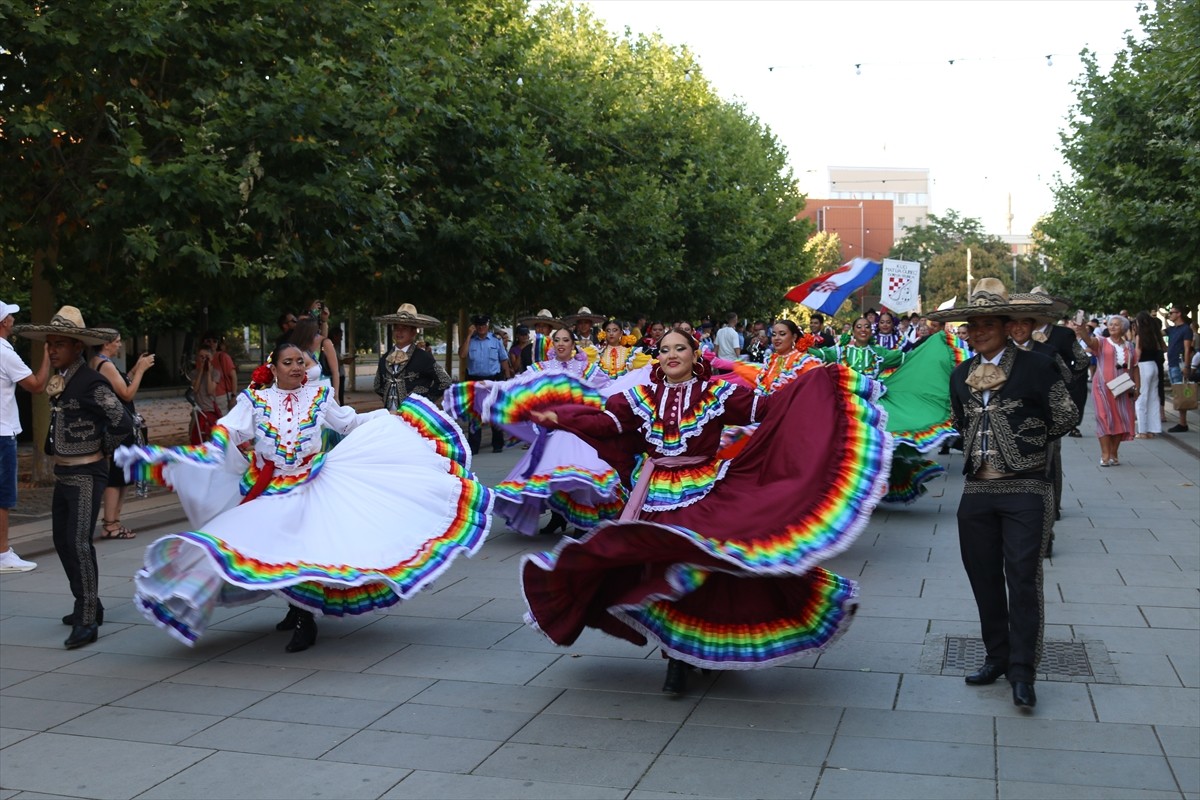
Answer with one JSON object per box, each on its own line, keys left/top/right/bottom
{"left": 966, "top": 363, "right": 1007, "bottom": 392}
{"left": 1031, "top": 330, "right": 1048, "bottom": 343}
{"left": 386, "top": 349, "right": 410, "bottom": 367}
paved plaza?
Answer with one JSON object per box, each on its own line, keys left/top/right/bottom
{"left": 2, "top": 398, "right": 1197, "bottom": 799}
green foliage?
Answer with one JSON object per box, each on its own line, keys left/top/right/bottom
{"left": 1039, "top": 0, "right": 1200, "bottom": 312}
{"left": 804, "top": 231, "right": 843, "bottom": 275}
{"left": 885, "top": 210, "right": 1021, "bottom": 307}
{"left": 887, "top": 210, "right": 990, "bottom": 266}
{"left": 3, "top": 0, "right": 814, "bottom": 335}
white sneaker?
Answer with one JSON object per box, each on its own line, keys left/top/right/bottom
{"left": 0, "top": 548, "right": 37, "bottom": 573}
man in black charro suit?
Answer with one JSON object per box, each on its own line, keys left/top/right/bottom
{"left": 15, "top": 306, "right": 133, "bottom": 650}
{"left": 372, "top": 304, "right": 451, "bottom": 412}
{"left": 927, "top": 279, "right": 1078, "bottom": 712}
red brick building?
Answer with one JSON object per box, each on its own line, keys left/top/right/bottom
{"left": 795, "top": 198, "right": 895, "bottom": 262}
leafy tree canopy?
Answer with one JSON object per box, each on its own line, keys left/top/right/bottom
{"left": 3, "top": 0, "right": 813, "bottom": 336}
{"left": 1037, "top": 0, "right": 1200, "bottom": 313}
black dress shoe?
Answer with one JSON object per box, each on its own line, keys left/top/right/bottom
{"left": 964, "top": 662, "right": 1007, "bottom": 685}
{"left": 1012, "top": 681, "right": 1037, "bottom": 708}
{"left": 64, "top": 624, "right": 99, "bottom": 649}
{"left": 285, "top": 609, "right": 317, "bottom": 653}
{"left": 62, "top": 608, "right": 104, "bottom": 626}
{"left": 662, "top": 658, "right": 689, "bottom": 695}
{"left": 275, "top": 606, "right": 301, "bottom": 631}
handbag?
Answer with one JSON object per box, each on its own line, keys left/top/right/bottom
{"left": 1106, "top": 371, "right": 1135, "bottom": 396}
{"left": 1172, "top": 382, "right": 1198, "bottom": 411}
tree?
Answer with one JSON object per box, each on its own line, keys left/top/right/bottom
{"left": 2, "top": 0, "right": 423, "bottom": 333}
{"left": 515, "top": 4, "right": 811, "bottom": 322}
{"left": 922, "top": 242, "right": 1040, "bottom": 307}
{"left": 803, "top": 231, "right": 843, "bottom": 275}
{"left": 885, "top": 210, "right": 1013, "bottom": 308}
{"left": 3, "top": 0, "right": 816, "bottom": 332}
{"left": 1038, "top": 0, "right": 1200, "bottom": 312}
{"left": 887, "top": 210, "right": 990, "bottom": 266}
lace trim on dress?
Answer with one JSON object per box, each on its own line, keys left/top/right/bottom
{"left": 625, "top": 379, "right": 734, "bottom": 457}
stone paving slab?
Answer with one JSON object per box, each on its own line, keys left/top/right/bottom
{"left": 473, "top": 741, "right": 656, "bottom": 789}
{"left": 322, "top": 728, "right": 502, "bottom": 773}
{"left": 2, "top": 411, "right": 1197, "bottom": 799}
{"left": 138, "top": 750, "right": 409, "bottom": 799}
{"left": 813, "top": 769, "right": 995, "bottom": 800}
{"left": 380, "top": 771, "right": 628, "bottom": 799}
{"left": 179, "top": 715, "right": 357, "bottom": 758}
{"left": 997, "top": 745, "right": 1181, "bottom": 792}
{"left": 371, "top": 701, "right": 534, "bottom": 741}
{"left": 49, "top": 705, "right": 222, "bottom": 745}
{"left": 1, "top": 732, "right": 213, "bottom": 799}
{"left": 635, "top": 754, "right": 820, "bottom": 798}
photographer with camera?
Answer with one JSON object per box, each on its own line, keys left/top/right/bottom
{"left": 190, "top": 342, "right": 221, "bottom": 445}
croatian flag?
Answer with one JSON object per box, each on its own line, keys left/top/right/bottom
{"left": 784, "top": 258, "right": 882, "bottom": 315}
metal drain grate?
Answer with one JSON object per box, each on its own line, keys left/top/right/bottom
{"left": 932, "top": 636, "right": 1118, "bottom": 683}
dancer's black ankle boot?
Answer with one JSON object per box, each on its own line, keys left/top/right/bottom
{"left": 285, "top": 608, "right": 317, "bottom": 652}
{"left": 540, "top": 512, "right": 568, "bottom": 535}
{"left": 275, "top": 606, "right": 301, "bottom": 631}
{"left": 662, "top": 658, "right": 688, "bottom": 695}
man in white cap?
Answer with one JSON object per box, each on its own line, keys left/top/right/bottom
{"left": 1, "top": 301, "right": 51, "bottom": 572}
{"left": 14, "top": 306, "right": 133, "bottom": 648}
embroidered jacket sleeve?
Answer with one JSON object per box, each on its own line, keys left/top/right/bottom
{"left": 373, "top": 354, "right": 387, "bottom": 399}
{"left": 952, "top": 350, "right": 1078, "bottom": 476}
{"left": 1069, "top": 337, "right": 1090, "bottom": 379}
{"left": 1045, "top": 374, "right": 1078, "bottom": 440}
{"left": 91, "top": 381, "right": 134, "bottom": 454}
{"left": 432, "top": 361, "right": 453, "bottom": 398}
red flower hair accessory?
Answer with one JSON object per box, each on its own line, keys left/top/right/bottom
{"left": 795, "top": 332, "right": 818, "bottom": 353}
{"left": 249, "top": 364, "right": 273, "bottom": 389}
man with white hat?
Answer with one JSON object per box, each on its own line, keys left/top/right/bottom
{"left": 1, "top": 301, "right": 51, "bottom": 572}
{"left": 927, "top": 279, "right": 1078, "bottom": 711}
{"left": 14, "top": 306, "right": 133, "bottom": 648}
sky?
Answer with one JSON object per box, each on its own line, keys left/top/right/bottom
{"left": 576, "top": 0, "right": 1145, "bottom": 236}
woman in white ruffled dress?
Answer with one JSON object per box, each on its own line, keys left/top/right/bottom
{"left": 116, "top": 342, "right": 493, "bottom": 652}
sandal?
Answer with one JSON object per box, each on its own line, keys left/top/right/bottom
{"left": 100, "top": 519, "right": 136, "bottom": 540}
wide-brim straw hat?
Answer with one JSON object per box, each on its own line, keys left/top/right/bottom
{"left": 13, "top": 305, "right": 115, "bottom": 346}
{"left": 563, "top": 306, "right": 605, "bottom": 325}
{"left": 925, "top": 278, "right": 1057, "bottom": 322}
{"left": 517, "top": 308, "right": 566, "bottom": 329}
{"left": 373, "top": 303, "right": 441, "bottom": 328}
{"left": 1028, "top": 285, "right": 1071, "bottom": 318}
{"left": 1008, "top": 293, "right": 1063, "bottom": 324}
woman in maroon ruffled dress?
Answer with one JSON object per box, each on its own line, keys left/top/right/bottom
{"left": 524, "top": 329, "right": 892, "bottom": 694}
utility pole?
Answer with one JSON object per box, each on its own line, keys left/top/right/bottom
{"left": 966, "top": 247, "right": 974, "bottom": 297}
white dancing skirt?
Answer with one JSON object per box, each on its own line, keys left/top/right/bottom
{"left": 136, "top": 413, "right": 493, "bottom": 644}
